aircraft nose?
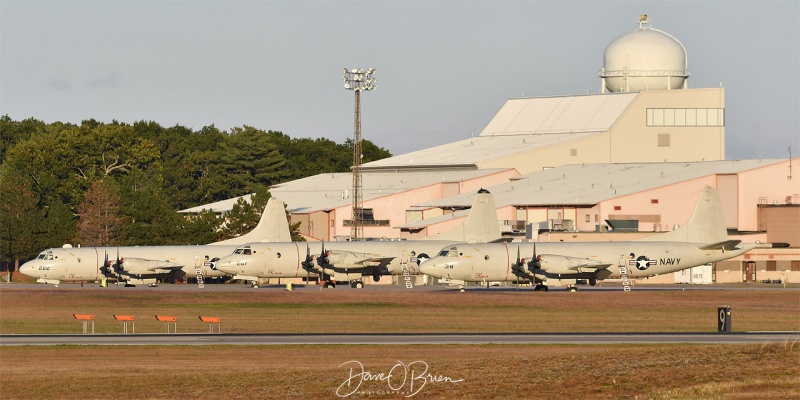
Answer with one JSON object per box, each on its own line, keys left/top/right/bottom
{"left": 213, "top": 259, "right": 237, "bottom": 274}
{"left": 418, "top": 259, "right": 439, "bottom": 277}
{"left": 19, "top": 261, "right": 38, "bottom": 277}
{"left": 214, "top": 259, "right": 234, "bottom": 273}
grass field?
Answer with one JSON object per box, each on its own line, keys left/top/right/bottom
{"left": 1, "top": 284, "right": 798, "bottom": 398}
{"left": 2, "top": 343, "right": 798, "bottom": 399}
{"left": 0, "top": 285, "right": 798, "bottom": 334}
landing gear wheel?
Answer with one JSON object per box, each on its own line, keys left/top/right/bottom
{"left": 352, "top": 281, "right": 364, "bottom": 289}
{"left": 534, "top": 284, "right": 549, "bottom": 292}
{"left": 458, "top": 284, "right": 465, "bottom": 293}
{"left": 323, "top": 281, "right": 336, "bottom": 289}
{"left": 567, "top": 285, "right": 579, "bottom": 292}
{"left": 589, "top": 277, "right": 597, "bottom": 286}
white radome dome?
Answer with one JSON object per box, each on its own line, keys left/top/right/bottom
{"left": 600, "top": 15, "right": 689, "bottom": 92}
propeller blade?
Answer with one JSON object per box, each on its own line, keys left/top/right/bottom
{"left": 319, "top": 241, "right": 329, "bottom": 266}
{"left": 101, "top": 251, "right": 109, "bottom": 275}
{"left": 528, "top": 243, "right": 541, "bottom": 270}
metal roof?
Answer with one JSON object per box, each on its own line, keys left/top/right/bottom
{"left": 394, "top": 209, "right": 471, "bottom": 229}
{"left": 415, "top": 160, "right": 787, "bottom": 209}
{"left": 362, "top": 132, "right": 601, "bottom": 170}
{"left": 180, "top": 168, "right": 513, "bottom": 214}
{"left": 363, "top": 93, "right": 636, "bottom": 170}
{"left": 480, "top": 93, "right": 637, "bottom": 136}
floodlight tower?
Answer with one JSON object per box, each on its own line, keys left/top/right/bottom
{"left": 342, "top": 67, "right": 377, "bottom": 241}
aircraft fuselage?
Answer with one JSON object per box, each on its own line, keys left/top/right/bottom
{"left": 214, "top": 241, "right": 457, "bottom": 280}
{"left": 419, "top": 241, "right": 754, "bottom": 283}
{"left": 20, "top": 245, "right": 232, "bottom": 283}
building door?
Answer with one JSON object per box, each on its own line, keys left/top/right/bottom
{"left": 743, "top": 261, "right": 755, "bottom": 282}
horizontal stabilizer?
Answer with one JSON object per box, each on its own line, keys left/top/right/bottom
{"left": 699, "top": 240, "right": 742, "bottom": 251}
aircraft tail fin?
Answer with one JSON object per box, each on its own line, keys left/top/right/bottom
{"left": 422, "top": 189, "right": 501, "bottom": 243}
{"left": 210, "top": 197, "right": 292, "bottom": 245}
{"left": 639, "top": 186, "right": 729, "bottom": 244}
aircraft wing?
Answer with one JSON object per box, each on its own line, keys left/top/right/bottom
{"left": 699, "top": 240, "right": 742, "bottom": 251}
{"left": 117, "top": 258, "right": 185, "bottom": 274}
{"left": 351, "top": 256, "right": 396, "bottom": 266}
{"left": 538, "top": 254, "right": 612, "bottom": 274}
{"left": 326, "top": 250, "right": 395, "bottom": 267}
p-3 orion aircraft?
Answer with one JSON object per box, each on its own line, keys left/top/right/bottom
{"left": 20, "top": 197, "right": 291, "bottom": 287}
{"left": 419, "top": 186, "right": 785, "bottom": 291}
{"left": 212, "top": 189, "right": 505, "bottom": 288}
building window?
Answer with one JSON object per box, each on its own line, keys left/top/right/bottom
{"left": 651, "top": 199, "right": 659, "bottom": 204}
{"left": 647, "top": 108, "right": 725, "bottom": 127}
{"left": 658, "top": 133, "right": 670, "bottom": 147}
{"left": 571, "top": 148, "right": 577, "bottom": 156}
{"left": 585, "top": 214, "right": 590, "bottom": 223}
{"left": 766, "top": 261, "right": 776, "bottom": 271}
{"left": 614, "top": 206, "right": 621, "bottom": 211}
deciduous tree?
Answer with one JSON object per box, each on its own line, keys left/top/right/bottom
{"left": 74, "top": 179, "right": 122, "bottom": 247}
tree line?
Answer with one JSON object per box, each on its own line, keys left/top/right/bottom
{"left": 0, "top": 116, "right": 391, "bottom": 268}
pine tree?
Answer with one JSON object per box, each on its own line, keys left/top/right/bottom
{"left": 0, "top": 171, "right": 46, "bottom": 277}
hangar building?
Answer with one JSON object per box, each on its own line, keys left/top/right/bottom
{"left": 183, "top": 15, "right": 799, "bottom": 284}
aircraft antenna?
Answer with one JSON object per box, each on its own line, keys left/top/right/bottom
{"left": 342, "top": 67, "right": 377, "bottom": 241}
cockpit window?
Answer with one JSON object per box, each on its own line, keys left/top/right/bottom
{"left": 233, "top": 246, "right": 252, "bottom": 255}
{"left": 438, "top": 246, "right": 458, "bottom": 257}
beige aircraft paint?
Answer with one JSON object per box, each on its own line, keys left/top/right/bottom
{"left": 213, "top": 190, "right": 503, "bottom": 288}
{"left": 419, "top": 186, "right": 777, "bottom": 291}
{"left": 19, "top": 197, "right": 291, "bottom": 286}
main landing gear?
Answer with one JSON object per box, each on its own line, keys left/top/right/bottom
{"left": 350, "top": 280, "right": 364, "bottom": 289}
{"left": 322, "top": 280, "right": 336, "bottom": 289}
{"left": 533, "top": 284, "right": 549, "bottom": 292}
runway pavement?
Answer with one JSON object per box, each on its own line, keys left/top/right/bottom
{"left": 2, "top": 332, "right": 797, "bottom": 346}
{"left": 1, "top": 282, "right": 796, "bottom": 292}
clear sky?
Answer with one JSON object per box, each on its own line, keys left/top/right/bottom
{"left": 1, "top": 1, "right": 798, "bottom": 159}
